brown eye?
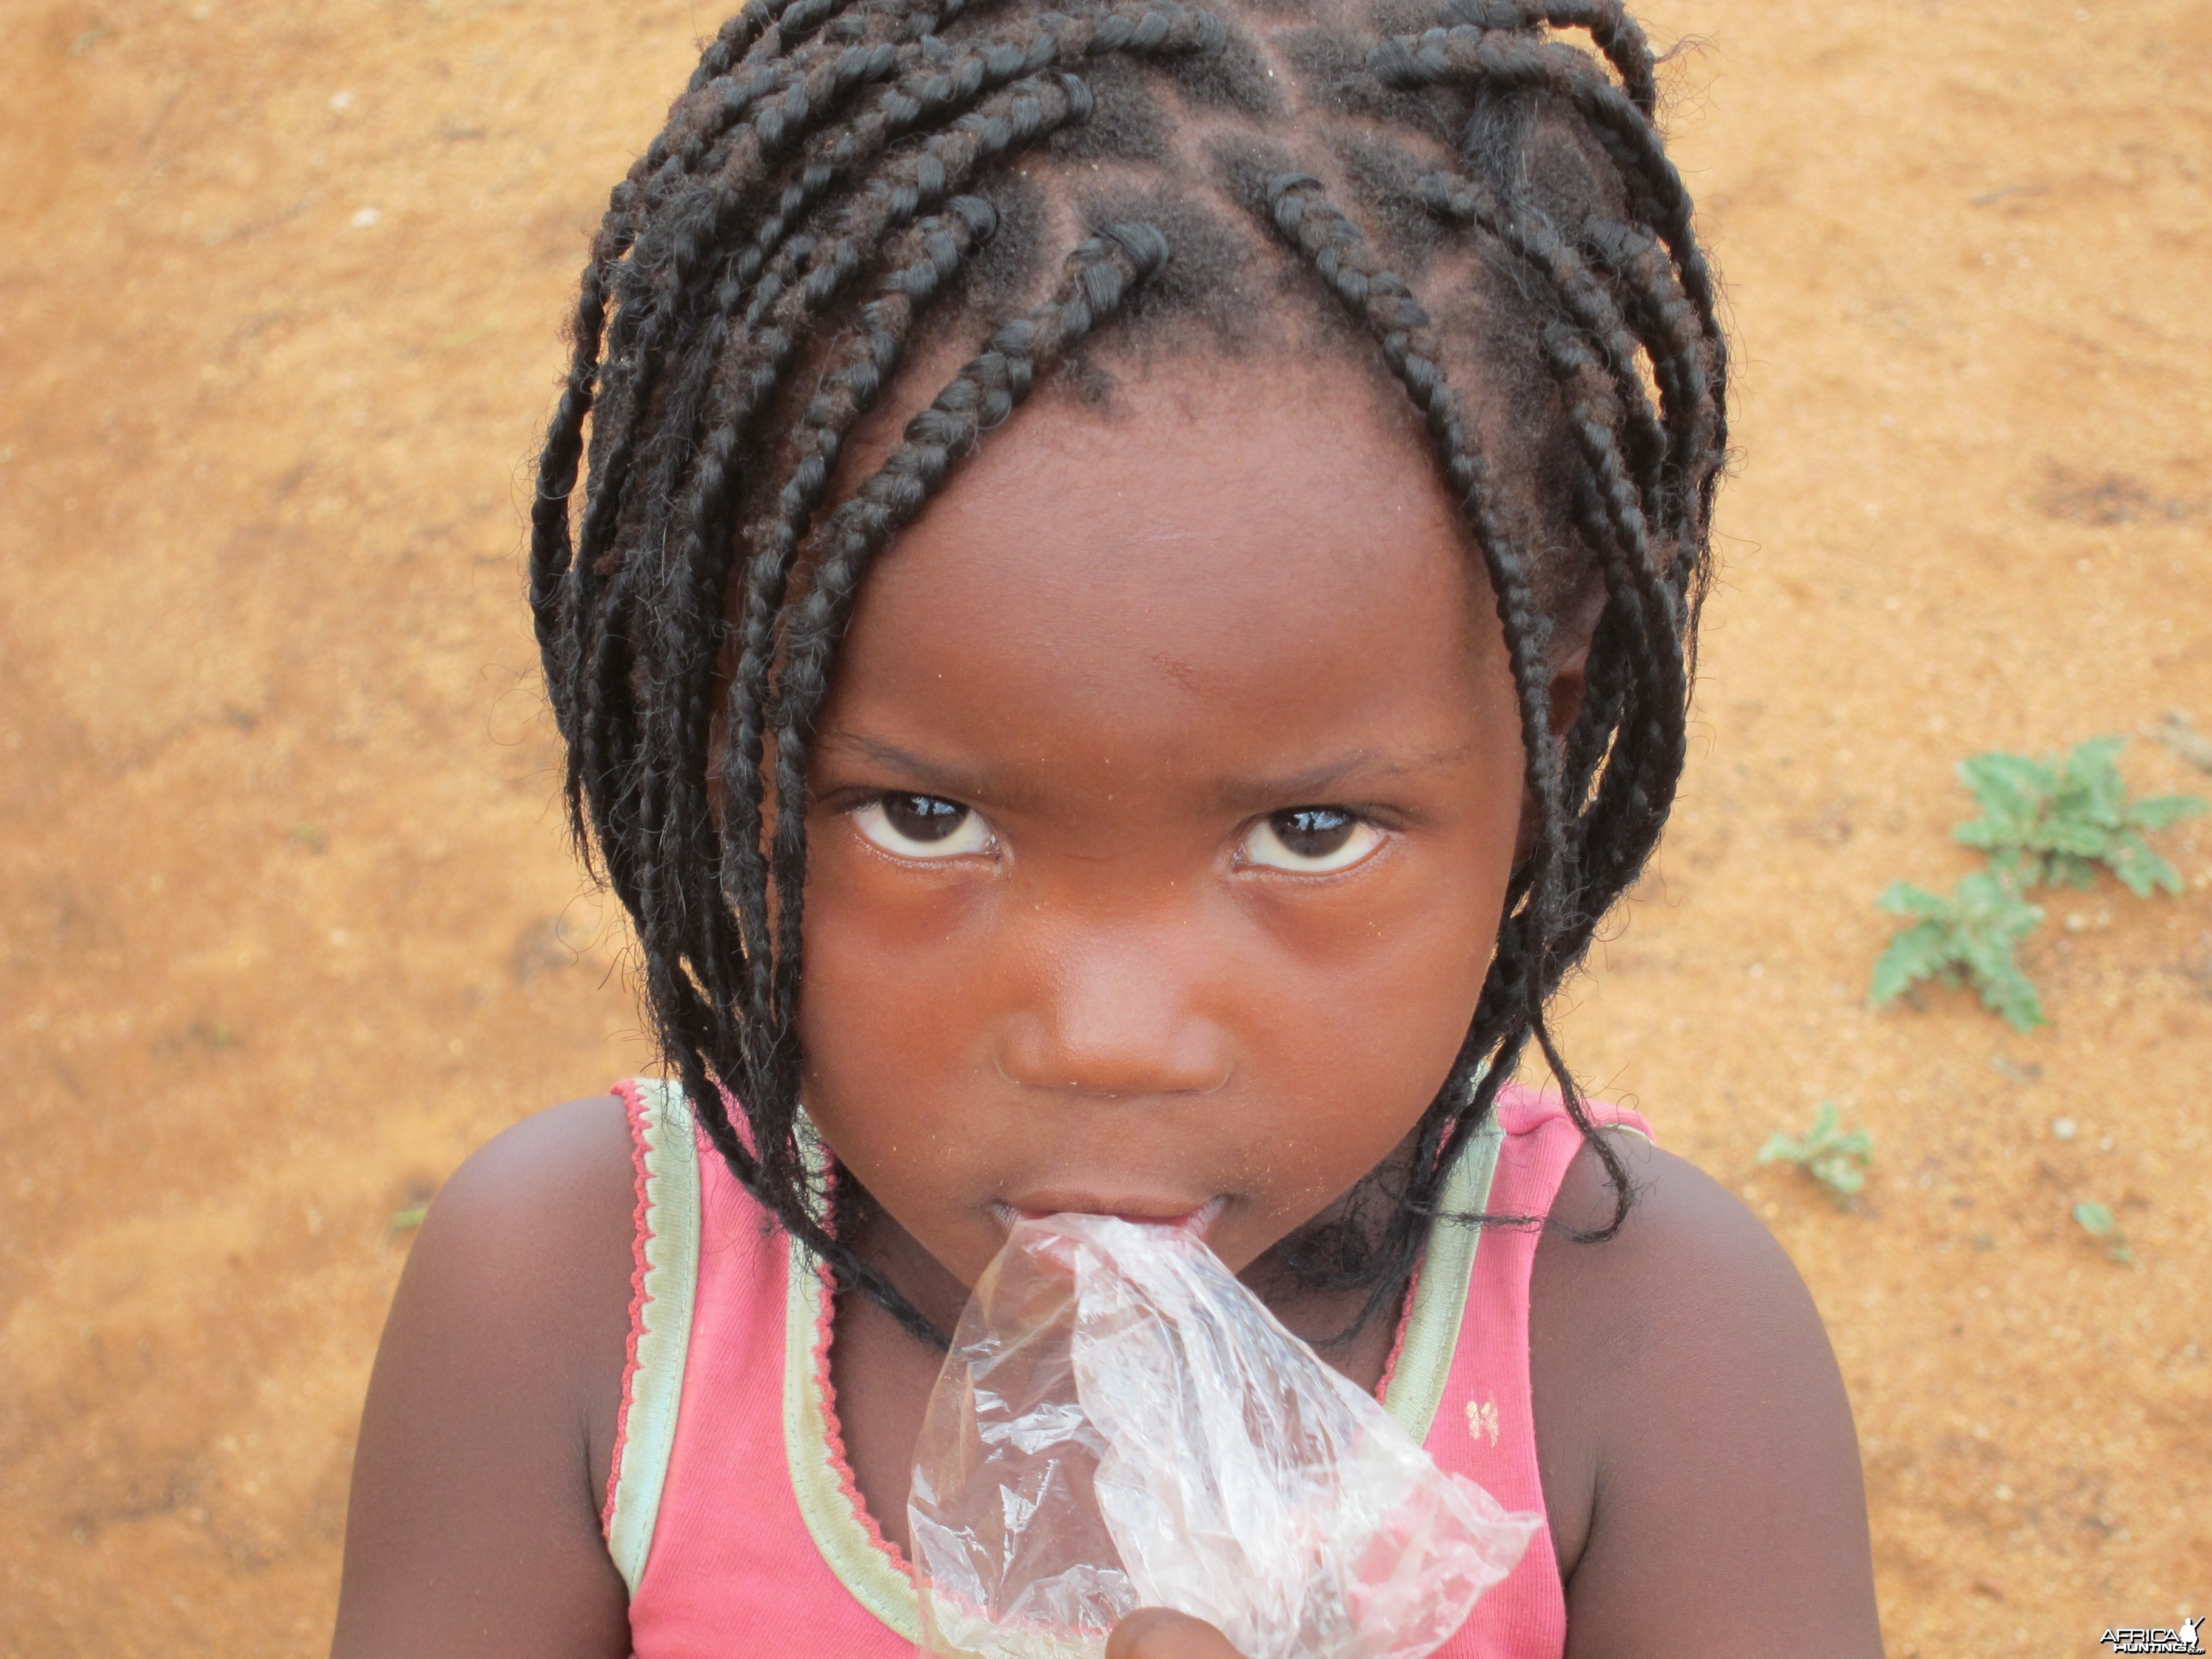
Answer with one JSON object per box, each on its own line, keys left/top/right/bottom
{"left": 851, "top": 793, "right": 996, "bottom": 860}
{"left": 1274, "top": 808, "right": 1356, "bottom": 857}
{"left": 1240, "top": 806, "right": 1384, "bottom": 874}
{"left": 885, "top": 794, "right": 968, "bottom": 842}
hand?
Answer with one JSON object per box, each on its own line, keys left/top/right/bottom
{"left": 1105, "top": 1609, "right": 1251, "bottom": 1659}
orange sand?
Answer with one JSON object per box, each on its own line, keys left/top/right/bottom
{"left": 2, "top": 0, "right": 2207, "bottom": 1651}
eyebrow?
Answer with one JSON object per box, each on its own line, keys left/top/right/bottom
{"left": 1203, "top": 746, "right": 1476, "bottom": 812}
{"left": 820, "top": 731, "right": 1475, "bottom": 812}
{"left": 816, "top": 733, "right": 1006, "bottom": 805}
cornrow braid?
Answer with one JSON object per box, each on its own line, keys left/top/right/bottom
{"left": 1443, "top": 0, "right": 1657, "bottom": 114}
{"left": 531, "top": 0, "right": 1727, "bottom": 1343}
{"left": 1368, "top": 18, "right": 1724, "bottom": 357}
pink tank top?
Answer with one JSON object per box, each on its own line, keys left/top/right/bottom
{"left": 601, "top": 1079, "right": 1649, "bottom": 1657}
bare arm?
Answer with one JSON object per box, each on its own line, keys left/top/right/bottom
{"left": 1533, "top": 1134, "right": 1883, "bottom": 1658}
{"left": 332, "top": 1094, "right": 638, "bottom": 1659}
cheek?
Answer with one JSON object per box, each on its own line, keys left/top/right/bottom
{"left": 792, "top": 839, "right": 996, "bottom": 1191}
{"left": 1215, "top": 851, "right": 1508, "bottom": 1215}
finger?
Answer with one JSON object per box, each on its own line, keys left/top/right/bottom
{"left": 1105, "top": 1607, "right": 1248, "bottom": 1659}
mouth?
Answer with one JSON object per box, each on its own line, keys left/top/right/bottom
{"left": 990, "top": 1193, "right": 1228, "bottom": 1239}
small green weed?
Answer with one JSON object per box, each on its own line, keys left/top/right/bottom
{"left": 189, "top": 1017, "right": 241, "bottom": 1051}
{"left": 1954, "top": 736, "right": 2206, "bottom": 896}
{"left": 2071, "top": 1200, "right": 2133, "bottom": 1264}
{"left": 391, "top": 1206, "right": 428, "bottom": 1233}
{"left": 1871, "top": 734, "right": 2205, "bottom": 1029}
{"left": 1871, "top": 870, "right": 2046, "bottom": 1031}
{"left": 1757, "top": 1103, "right": 1873, "bottom": 1208}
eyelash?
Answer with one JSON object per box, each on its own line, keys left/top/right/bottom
{"left": 844, "top": 794, "right": 1388, "bottom": 876}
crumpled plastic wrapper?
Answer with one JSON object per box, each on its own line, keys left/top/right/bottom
{"left": 908, "top": 1212, "right": 1542, "bottom": 1659}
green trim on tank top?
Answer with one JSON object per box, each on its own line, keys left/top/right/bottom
{"left": 1380, "top": 1114, "right": 1503, "bottom": 1443}
{"left": 783, "top": 1235, "right": 928, "bottom": 1640}
{"left": 606, "top": 1078, "right": 701, "bottom": 1597}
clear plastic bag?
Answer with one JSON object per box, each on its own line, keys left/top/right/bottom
{"left": 908, "top": 1213, "right": 1542, "bottom": 1659}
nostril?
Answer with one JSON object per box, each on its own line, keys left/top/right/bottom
{"left": 993, "top": 1049, "right": 1235, "bottom": 1098}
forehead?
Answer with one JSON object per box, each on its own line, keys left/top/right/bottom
{"left": 820, "top": 352, "right": 1500, "bottom": 774}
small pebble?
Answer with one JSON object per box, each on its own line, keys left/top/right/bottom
{"left": 350, "top": 206, "right": 381, "bottom": 228}
{"left": 2051, "top": 1118, "right": 2077, "bottom": 1140}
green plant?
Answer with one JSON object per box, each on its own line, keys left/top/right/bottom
{"left": 1869, "top": 734, "right": 2205, "bottom": 1029}
{"left": 1871, "top": 870, "right": 2046, "bottom": 1031}
{"left": 1954, "top": 736, "right": 2207, "bottom": 896}
{"left": 2071, "top": 1200, "right": 2133, "bottom": 1264}
{"left": 1757, "top": 1103, "right": 1874, "bottom": 1208}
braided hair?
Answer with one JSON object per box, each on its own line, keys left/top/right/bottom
{"left": 529, "top": 0, "right": 1726, "bottom": 1343}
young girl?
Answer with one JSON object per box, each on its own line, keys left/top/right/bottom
{"left": 335, "top": 0, "right": 1883, "bottom": 1652}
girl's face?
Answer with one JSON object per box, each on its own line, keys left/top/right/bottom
{"left": 797, "top": 351, "right": 1549, "bottom": 1309}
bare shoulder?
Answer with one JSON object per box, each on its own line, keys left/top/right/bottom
{"left": 1530, "top": 1129, "right": 1884, "bottom": 1658}
{"left": 1537, "top": 1131, "right": 1824, "bottom": 1367}
{"left": 332, "top": 1093, "right": 638, "bottom": 1659}
{"left": 425, "top": 1089, "right": 638, "bottom": 1253}
{"left": 375, "top": 1090, "right": 638, "bottom": 1429}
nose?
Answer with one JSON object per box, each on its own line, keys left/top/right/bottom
{"left": 995, "top": 923, "right": 1235, "bottom": 1099}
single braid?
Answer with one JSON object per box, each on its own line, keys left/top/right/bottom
{"left": 1440, "top": 0, "right": 1656, "bottom": 113}
{"left": 1258, "top": 175, "right": 1631, "bottom": 1284}
{"left": 754, "top": 224, "right": 1170, "bottom": 1332}
{"left": 1584, "top": 210, "right": 1726, "bottom": 561}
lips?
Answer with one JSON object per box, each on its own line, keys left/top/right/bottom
{"left": 991, "top": 1193, "right": 1227, "bottom": 1238}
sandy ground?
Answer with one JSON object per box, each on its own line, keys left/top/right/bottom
{"left": 2, "top": 0, "right": 2208, "bottom": 1651}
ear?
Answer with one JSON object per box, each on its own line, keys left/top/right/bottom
{"left": 1514, "top": 575, "right": 1607, "bottom": 862}
{"left": 1546, "top": 655, "right": 1590, "bottom": 745}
